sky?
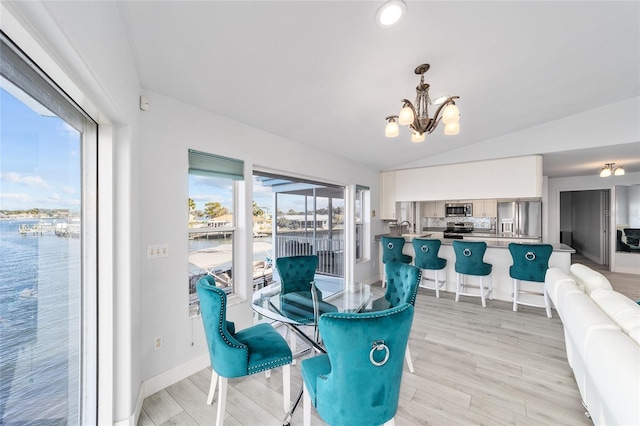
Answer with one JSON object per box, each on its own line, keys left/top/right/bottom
{"left": 0, "top": 86, "right": 334, "bottom": 216}
{"left": 0, "top": 88, "right": 81, "bottom": 212}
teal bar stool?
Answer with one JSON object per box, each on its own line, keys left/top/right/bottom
{"left": 508, "top": 243, "right": 554, "bottom": 318}
{"left": 412, "top": 238, "right": 447, "bottom": 297}
{"left": 381, "top": 236, "right": 412, "bottom": 287}
{"left": 453, "top": 240, "right": 493, "bottom": 307}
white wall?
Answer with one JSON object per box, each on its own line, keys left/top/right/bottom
{"left": 547, "top": 172, "right": 640, "bottom": 274}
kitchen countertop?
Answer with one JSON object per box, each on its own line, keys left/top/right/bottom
{"left": 375, "top": 233, "right": 575, "bottom": 252}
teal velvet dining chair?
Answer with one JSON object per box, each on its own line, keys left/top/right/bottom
{"left": 301, "top": 303, "right": 414, "bottom": 426}
{"left": 412, "top": 238, "right": 447, "bottom": 298}
{"left": 196, "top": 276, "right": 292, "bottom": 426}
{"left": 508, "top": 243, "right": 554, "bottom": 318}
{"left": 384, "top": 261, "right": 421, "bottom": 373}
{"left": 453, "top": 240, "right": 493, "bottom": 307}
{"left": 381, "top": 236, "right": 412, "bottom": 287}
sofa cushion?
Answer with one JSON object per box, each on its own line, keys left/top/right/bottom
{"left": 569, "top": 263, "right": 613, "bottom": 295}
{"left": 629, "top": 326, "right": 640, "bottom": 346}
{"left": 545, "top": 268, "right": 579, "bottom": 306}
{"left": 590, "top": 288, "right": 640, "bottom": 336}
{"left": 584, "top": 329, "right": 640, "bottom": 426}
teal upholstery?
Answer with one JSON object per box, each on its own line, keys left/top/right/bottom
{"left": 276, "top": 255, "right": 319, "bottom": 293}
{"left": 453, "top": 240, "right": 492, "bottom": 276}
{"left": 508, "top": 243, "right": 553, "bottom": 283}
{"left": 508, "top": 243, "right": 554, "bottom": 317}
{"left": 197, "top": 278, "right": 292, "bottom": 378}
{"left": 412, "top": 238, "right": 447, "bottom": 298}
{"left": 384, "top": 262, "right": 421, "bottom": 308}
{"left": 453, "top": 240, "right": 493, "bottom": 307}
{"left": 381, "top": 236, "right": 412, "bottom": 264}
{"left": 301, "top": 304, "right": 414, "bottom": 426}
{"left": 382, "top": 262, "right": 421, "bottom": 374}
{"left": 412, "top": 238, "right": 446, "bottom": 271}
{"left": 196, "top": 277, "right": 293, "bottom": 424}
{"left": 275, "top": 255, "right": 336, "bottom": 325}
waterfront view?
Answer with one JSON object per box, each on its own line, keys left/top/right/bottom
{"left": 0, "top": 218, "right": 81, "bottom": 424}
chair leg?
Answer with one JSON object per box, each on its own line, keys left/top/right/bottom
{"left": 265, "top": 370, "right": 270, "bottom": 379}
{"left": 480, "top": 276, "right": 486, "bottom": 308}
{"left": 434, "top": 269, "right": 440, "bottom": 298}
{"left": 207, "top": 369, "right": 218, "bottom": 405}
{"left": 455, "top": 273, "right": 461, "bottom": 302}
{"left": 303, "top": 382, "right": 311, "bottom": 426}
{"left": 513, "top": 278, "right": 519, "bottom": 312}
{"left": 382, "top": 262, "right": 387, "bottom": 288}
{"left": 282, "top": 364, "right": 291, "bottom": 413}
{"left": 216, "top": 376, "right": 228, "bottom": 426}
{"left": 488, "top": 274, "right": 493, "bottom": 300}
{"left": 383, "top": 418, "right": 396, "bottom": 426}
{"left": 405, "top": 344, "right": 414, "bottom": 373}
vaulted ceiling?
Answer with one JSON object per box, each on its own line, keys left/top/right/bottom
{"left": 83, "top": 2, "right": 640, "bottom": 175}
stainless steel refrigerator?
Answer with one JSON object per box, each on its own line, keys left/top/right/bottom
{"left": 497, "top": 199, "right": 542, "bottom": 238}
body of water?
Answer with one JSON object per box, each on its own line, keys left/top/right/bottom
{"left": 0, "top": 219, "right": 80, "bottom": 424}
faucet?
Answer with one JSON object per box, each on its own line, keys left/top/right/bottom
{"left": 398, "top": 220, "right": 413, "bottom": 234}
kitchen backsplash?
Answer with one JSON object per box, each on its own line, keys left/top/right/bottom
{"left": 423, "top": 216, "right": 496, "bottom": 231}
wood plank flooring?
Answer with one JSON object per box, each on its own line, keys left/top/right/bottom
{"left": 138, "top": 258, "right": 637, "bottom": 426}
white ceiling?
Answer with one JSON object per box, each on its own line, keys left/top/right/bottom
{"left": 114, "top": 1, "right": 640, "bottom": 176}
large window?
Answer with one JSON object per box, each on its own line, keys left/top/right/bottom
{"left": 355, "top": 185, "right": 370, "bottom": 261}
{"left": 0, "top": 32, "right": 97, "bottom": 425}
{"left": 253, "top": 171, "right": 345, "bottom": 278}
{"left": 188, "top": 150, "right": 242, "bottom": 317}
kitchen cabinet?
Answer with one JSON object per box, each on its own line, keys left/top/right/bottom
{"left": 380, "top": 171, "right": 396, "bottom": 220}
{"left": 422, "top": 200, "right": 445, "bottom": 218}
{"left": 473, "top": 199, "right": 497, "bottom": 217}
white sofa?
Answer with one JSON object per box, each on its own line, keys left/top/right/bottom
{"left": 545, "top": 263, "right": 640, "bottom": 425}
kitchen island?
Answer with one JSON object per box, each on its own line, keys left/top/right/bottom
{"left": 376, "top": 233, "right": 575, "bottom": 303}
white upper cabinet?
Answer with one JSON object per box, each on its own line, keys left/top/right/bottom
{"left": 394, "top": 155, "right": 542, "bottom": 201}
{"left": 380, "top": 171, "right": 396, "bottom": 220}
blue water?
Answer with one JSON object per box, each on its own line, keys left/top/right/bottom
{"left": 0, "top": 219, "right": 80, "bottom": 424}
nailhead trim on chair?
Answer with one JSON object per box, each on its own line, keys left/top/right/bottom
{"left": 214, "top": 289, "right": 247, "bottom": 351}
{"left": 321, "top": 303, "right": 413, "bottom": 320}
{"left": 248, "top": 357, "right": 293, "bottom": 374}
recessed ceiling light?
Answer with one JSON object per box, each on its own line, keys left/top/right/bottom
{"left": 376, "top": 0, "right": 406, "bottom": 28}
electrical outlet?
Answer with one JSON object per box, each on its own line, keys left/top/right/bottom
{"left": 154, "top": 336, "right": 163, "bottom": 351}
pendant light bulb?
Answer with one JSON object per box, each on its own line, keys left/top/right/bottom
{"left": 442, "top": 103, "right": 460, "bottom": 124}
{"left": 398, "top": 105, "right": 414, "bottom": 126}
{"left": 385, "top": 118, "right": 399, "bottom": 138}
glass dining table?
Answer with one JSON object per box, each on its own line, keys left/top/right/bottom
{"left": 251, "top": 278, "right": 387, "bottom": 425}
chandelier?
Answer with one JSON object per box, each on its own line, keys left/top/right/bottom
{"left": 599, "top": 163, "right": 625, "bottom": 177}
{"left": 385, "top": 63, "right": 460, "bottom": 143}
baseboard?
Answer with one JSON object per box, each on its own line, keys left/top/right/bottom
{"left": 113, "top": 385, "right": 145, "bottom": 426}
{"left": 143, "top": 352, "right": 211, "bottom": 398}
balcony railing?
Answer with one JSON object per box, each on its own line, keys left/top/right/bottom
{"left": 274, "top": 235, "right": 344, "bottom": 277}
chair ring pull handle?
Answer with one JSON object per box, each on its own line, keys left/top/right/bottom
{"left": 387, "top": 243, "right": 394, "bottom": 250}
{"left": 369, "top": 340, "right": 390, "bottom": 367}
{"left": 525, "top": 252, "right": 536, "bottom": 261}
{"left": 463, "top": 248, "right": 472, "bottom": 257}
{"left": 421, "top": 246, "right": 429, "bottom": 252}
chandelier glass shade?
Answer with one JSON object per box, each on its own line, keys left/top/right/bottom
{"left": 599, "top": 163, "right": 625, "bottom": 177}
{"left": 385, "top": 63, "right": 460, "bottom": 142}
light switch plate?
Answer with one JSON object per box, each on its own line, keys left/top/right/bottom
{"left": 147, "top": 243, "right": 169, "bottom": 259}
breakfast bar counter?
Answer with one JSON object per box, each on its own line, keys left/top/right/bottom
{"left": 377, "top": 234, "right": 575, "bottom": 303}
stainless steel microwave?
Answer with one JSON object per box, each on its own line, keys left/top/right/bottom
{"left": 445, "top": 203, "right": 473, "bottom": 217}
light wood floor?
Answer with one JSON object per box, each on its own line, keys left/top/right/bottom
{"left": 138, "top": 258, "right": 638, "bottom": 426}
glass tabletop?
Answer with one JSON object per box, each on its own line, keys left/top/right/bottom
{"left": 251, "top": 279, "right": 387, "bottom": 325}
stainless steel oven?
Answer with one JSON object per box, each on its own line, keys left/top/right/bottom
{"left": 445, "top": 203, "right": 473, "bottom": 217}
